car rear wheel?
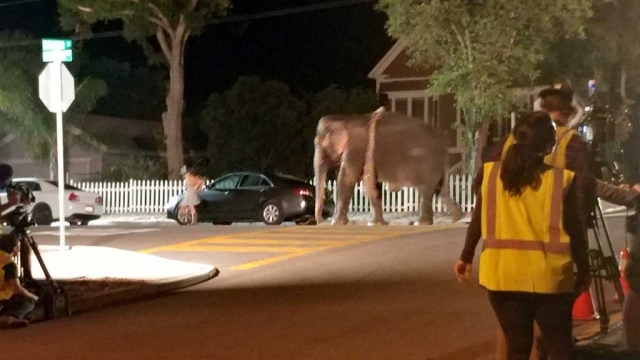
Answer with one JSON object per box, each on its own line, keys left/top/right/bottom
{"left": 32, "top": 203, "right": 53, "bottom": 226}
{"left": 175, "top": 205, "right": 192, "bottom": 226}
{"left": 261, "top": 202, "right": 283, "bottom": 225}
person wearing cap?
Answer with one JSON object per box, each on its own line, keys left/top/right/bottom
{"left": 0, "top": 164, "right": 20, "bottom": 231}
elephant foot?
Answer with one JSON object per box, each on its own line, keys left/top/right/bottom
{"left": 414, "top": 217, "right": 434, "bottom": 226}
{"left": 367, "top": 219, "right": 388, "bottom": 226}
{"left": 331, "top": 215, "right": 349, "bottom": 226}
{"left": 450, "top": 209, "right": 464, "bottom": 223}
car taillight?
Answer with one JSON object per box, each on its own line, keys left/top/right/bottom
{"left": 96, "top": 195, "right": 103, "bottom": 205}
{"left": 295, "top": 188, "right": 313, "bottom": 197}
{"left": 69, "top": 192, "right": 80, "bottom": 202}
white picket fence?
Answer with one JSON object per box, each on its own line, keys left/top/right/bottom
{"left": 69, "top": 175, "right": 477, "bottom": 215}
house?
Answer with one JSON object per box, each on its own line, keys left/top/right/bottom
{"left": 0, "top": 115, "right": 165, "bottom": 181}
{"left": 368, "top": 41, "right": 546, "bottom": 172}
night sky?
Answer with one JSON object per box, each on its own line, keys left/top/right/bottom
{"left": 0, "top": 0, "right": 393, "bottom": 111}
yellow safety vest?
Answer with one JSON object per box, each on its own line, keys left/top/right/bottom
{"left": 501, "top": 126, "right": 577, "bottom": 169}
{"left": 0, "top": 250, "right": 14, "bottom": 300}
{"left": 479, "top": 162, "right": 576, "bottom": 293}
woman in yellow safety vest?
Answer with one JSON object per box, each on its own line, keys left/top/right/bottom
{"left": 455, "top": 111, "right": 590, "bottom": 360}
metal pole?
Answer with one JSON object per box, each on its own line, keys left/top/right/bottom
{"left": 55, "top": 60, "right": 65, "bottom": 250}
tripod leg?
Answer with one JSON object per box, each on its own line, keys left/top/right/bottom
{"left": 19, "top": 234, "right": 33, "bottom": 282}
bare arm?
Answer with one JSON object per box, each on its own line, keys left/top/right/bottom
{"left": 459, "top": 169, "right": 484, "bottom": 264}
{"left": 6, "top": 278, "right": 38, "bottom": 301}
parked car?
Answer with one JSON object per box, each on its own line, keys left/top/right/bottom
{"left": 165, "top": 172, "right": 335, "bottom": 225}
{"left": 0, "top": 178, "right": 104, "bottom": 226}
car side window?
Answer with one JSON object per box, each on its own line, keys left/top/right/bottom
{"left": 238, "top": 175, "right": 269, "bottom": 188}
{"left": 15, "top": 181, "right": 41, "bottom": 191}
{"left": 211, "top": 175, "right": 241, "bottom": 190}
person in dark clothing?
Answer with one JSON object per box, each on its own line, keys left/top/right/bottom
{"left": 455, "top": 112, "right": 587, "bottom": 360}
{"left": 0, "top": 234, "right": 38, "bottom": 328}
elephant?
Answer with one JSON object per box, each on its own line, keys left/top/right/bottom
{"left": 313, "top": 107, "right": 463, "bottom": 226}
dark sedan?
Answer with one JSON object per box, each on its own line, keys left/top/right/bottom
{"left": 166, "top": 172, "right": 335, "bottom": 225}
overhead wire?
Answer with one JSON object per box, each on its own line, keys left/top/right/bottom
{"left": 0, "top": 0, "right": 374, "bottom": 48}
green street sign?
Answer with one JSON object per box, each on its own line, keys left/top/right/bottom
{"left": 42, "top": 38, "right": 73, "bottom": 63}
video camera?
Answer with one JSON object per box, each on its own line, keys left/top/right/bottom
{"left": 577, "top": 80, "right": 629, "bottom": 184}
{"left": 3, "top": 182, "right": 36, "bottom": 229}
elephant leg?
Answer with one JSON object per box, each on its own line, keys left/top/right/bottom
{"left": 416, "top": 185, "right": 435, "bottom": 226}
{"left": 368, "top": 181, "right": 387, "bottom": 226}
{"left": 332, "top": 164, "right": 358, "bottom": 226}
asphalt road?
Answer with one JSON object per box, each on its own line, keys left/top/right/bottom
{"left": 2, "top": 213, "right": 632, "bottom": 360}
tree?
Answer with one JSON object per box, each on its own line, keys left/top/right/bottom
{"left": 0, "top": 31, "right": 107, "bottom": 179}
{"left": 58, "top": 0, "right": 232, "bottom": 179}
{"left": 306, "top": 84, "right": 379, "bottom": 122}
{"left": 377, "top": 0, "right": 593, "bottom": 172}
{"left": 201, "top": 76, "right": 308, "bottom": 178}
{"left": 78, "top": 57, "right": 167, "bottom": 121}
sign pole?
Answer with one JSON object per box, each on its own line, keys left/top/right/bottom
{"left": 55, "top": 60, "right": 65, "bottom": 250}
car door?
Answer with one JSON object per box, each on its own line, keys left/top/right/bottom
{"left": 199, "top": 174, "right": 241, "bottom": 221}
{"left": 232, "top": 174, "right": 273, "bottom": 219}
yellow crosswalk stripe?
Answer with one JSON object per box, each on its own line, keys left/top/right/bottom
{"left": 140, "top": 224, "right": 466, "bottom": 269}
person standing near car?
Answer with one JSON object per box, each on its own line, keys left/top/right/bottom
{"left": 181, "top": 164, "right": 205, "bottom": 225}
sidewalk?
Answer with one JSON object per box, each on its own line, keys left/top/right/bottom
{"left": 26, "top": 245, "right": 219, "bottom": 318}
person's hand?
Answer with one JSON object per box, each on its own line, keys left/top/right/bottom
{"left": 454, "top": 260, "right": 472, "bottom": 283}
{"left": 576, "top": 275, "right": 591, "bottom": 294}
{"left": 633, "top": 184, "right": 640, "bottom": 193}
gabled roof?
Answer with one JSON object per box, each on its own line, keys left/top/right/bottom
{"left": 368, "top": 40, "right": 407, "bottom": 79}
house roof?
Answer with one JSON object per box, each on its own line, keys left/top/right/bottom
{"left": 368, "top": 40, "right": 407, "bottom": 79}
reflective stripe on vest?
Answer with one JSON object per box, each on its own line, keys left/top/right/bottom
{"left": 0, "top": 250, "right": 14, "bottom": 300}
{"left": 501, "top": 127, "right": 577, "bottom": 170}
{"left": 479, "top": 162, "right": 575, "bottom": 293}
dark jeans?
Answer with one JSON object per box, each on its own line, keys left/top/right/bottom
{"left": 0, "top": 294, "right": 36, "bottom": 319}
{"left": 488, "top": 291, "right": 575, "bottom": 360}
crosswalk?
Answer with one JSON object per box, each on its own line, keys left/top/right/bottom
{"left": 141, "top": 224, "right": 462, "bottom": 270}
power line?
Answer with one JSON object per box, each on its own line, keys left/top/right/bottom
{"left": 0, "top": 0, "right": 41, "bottom": 8}
{"left": 0, "top": 0, "right": 374, "bottom": 48}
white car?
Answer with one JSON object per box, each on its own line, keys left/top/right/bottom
{"left": 1, "top": 178, "right": 104, "bottom": 226}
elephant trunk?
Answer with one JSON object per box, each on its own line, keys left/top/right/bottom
{"left": 314, "top": 146, "right": 328, "bottom": 222}
{"left": 363, "top": 107, "right": 385, "bottom": 200}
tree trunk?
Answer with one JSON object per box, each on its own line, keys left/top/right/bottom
{"left": 163, "top": 41, "right": 185, "bottom": 180}
{"left": 473, "top": 119, "right": 491, "bottom": 173}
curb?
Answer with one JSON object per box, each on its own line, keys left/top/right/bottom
{"left": 69, "top": 267, "right": 220, "bottom": 314}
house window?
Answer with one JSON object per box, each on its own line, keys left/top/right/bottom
{"left": 411, "top": 98, "right": 425, "bottom": 120}
{"left": 395, "top": 98, "right": 408, "bottom": 115}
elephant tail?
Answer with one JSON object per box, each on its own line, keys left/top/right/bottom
{"left": 363, "top": 107, "right": 385, "bottom": 200}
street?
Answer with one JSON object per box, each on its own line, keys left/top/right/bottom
{"left": 1, "top": 214, "right": 631, "bottom": 360}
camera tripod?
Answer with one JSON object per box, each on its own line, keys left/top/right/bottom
{"left": 10, "top": 224, "right": 70, "bottom": 320}
{"left": 586, "top": 200, "right": 626, "bottom": 332}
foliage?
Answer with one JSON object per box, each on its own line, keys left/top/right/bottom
{"left": 377, "top": 0, "right": 593, "bottom": 171}
{"left": 306, "top": 85, "right": 379, "bottom": 122}
{"left": 77, "top": 58, "right": 167, "bottom": 121}
{"left": 0, "top": 31, "right": 107, "bottom": 163}
{"left": 102, "top": 154, "right": 167, "bottom": 181}
{"left": 201, "top": 76, "right": 308, "bottom": 178}
{"left": 58, "top": 0, "right": 232, "bottom": 179}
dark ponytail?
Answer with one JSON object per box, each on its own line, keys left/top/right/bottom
{"left": 500, "top": 111, "right": 556, "bottom": 196}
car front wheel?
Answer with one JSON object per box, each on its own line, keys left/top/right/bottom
{"left": 261, "top": 202, "right": 283, "bottom": 225}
